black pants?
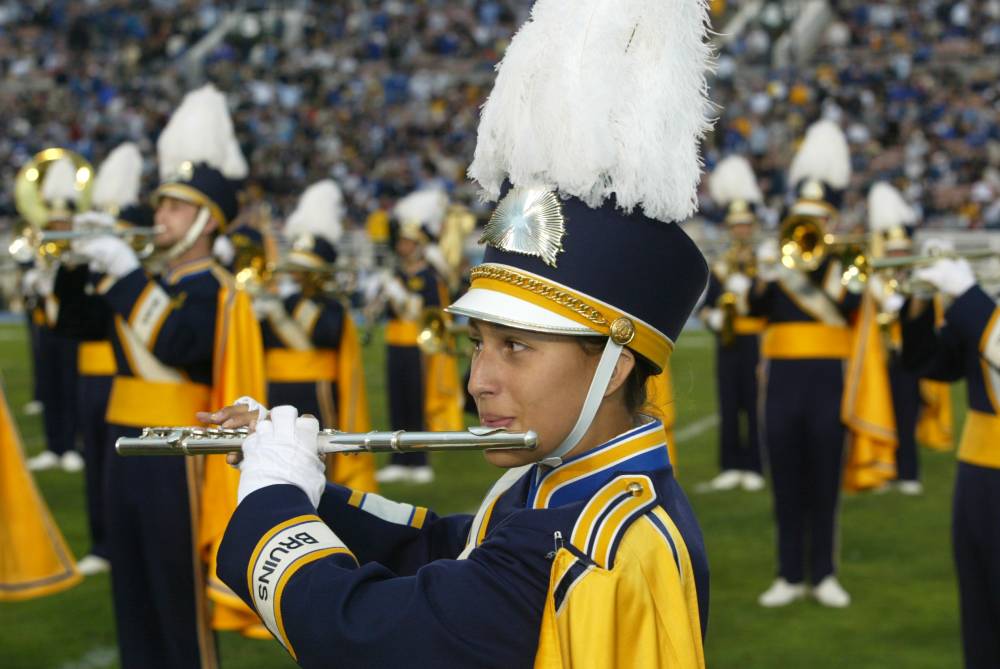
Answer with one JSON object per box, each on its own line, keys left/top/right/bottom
{"left": 953, "top": 462, "right": 1000, "bottom": 669}
{"left": 889, "top": 363, "right": 921, "bottom": 482}
{"left": 36, "top": 327, "right": 78, "bottom": 455}
{"left": 78, "top": 374, "right": 112, "bottom": 559}
{"left": 106, "top": 425, "right": 217, "bottom": 669}
{"left": 716, "top": 334, "right": 762, "bottom": 473}
{"left": 761, "top": 358, "right": 845, "bottom": 584}
{"left": 387, "top": 345, "right": 427, "bottom": 466}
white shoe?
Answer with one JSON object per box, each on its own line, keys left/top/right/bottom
{"left": 375, "top": 465, "right": 411, "bottom": 484}
{"left": 23, "top": 400, "right": 43, "bottom": 416}
{"left": 708, "top": 470, "right": 743, "bottom": 491}
{"left": 409, "top": 466, "right": 435, "bottom": 485}
{"left": 741, "top": 471, "right": 766, "bottom": 491}
{"left": 896, "top": 480, "right": 924, "bottom": 496}
{"left": 27, "top": 451, "right": 60, "bottom": 471}
{"left": 812, "top": 576, "right": 851, "bottom": 608}
{"left": 61, "top": 451, "right": 85, "bottom": 473}
{"left": 758, "top": 578, "right": 807, "bottom": 607}
{"left": 77, "top": 554, "right": 110, "bottom": 576}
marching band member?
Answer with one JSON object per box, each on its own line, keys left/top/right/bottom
{"left": 750, "top": 120, "right": 859, "bottom": 608}
{"left": 53, "top": 142, "right": 150, "bottom": 575}
{"left": 901, "top": 258, "right": 1000, "bottom": 669}
{"left": 215, "top": 1, "right": 713, "bottom": 665}
{"left": 698, "top": 155, "right": 766, "bottom": 492}
{"left": 375, "top": 188, "right": 462, "bottom": 485}
{"left": 24, "top": 157, "right": 82, "bottom": 473}
{"left": 866, "top": 182, "right": 923, "bottom": 494}
{"left": 259, "top": 180, "right": 376, "bottom": 491}
{"left": 65, "top": 85, "right": 263, "bottom": 668}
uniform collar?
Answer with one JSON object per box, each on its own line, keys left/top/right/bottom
{"left": 165, "top": 257, "right": 215, "bottom": 285}
{"left": 527, "top": 419, "right": 670, "bottom": 510}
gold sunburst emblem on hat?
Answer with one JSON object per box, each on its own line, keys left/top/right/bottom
{"left": 480, "top": 187, "right": 566, "bottom": 268}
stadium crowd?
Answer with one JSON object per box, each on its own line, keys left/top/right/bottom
{"left": 0, "top": 0, "right": 998, "bottom": 231}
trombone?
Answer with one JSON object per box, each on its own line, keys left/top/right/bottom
{"left": 778, "top": 215, "right": 867, "bottom": 273}
{"left": 116, "top": 426, "right": 537, "bottom": 456}
{"left": 417, "top": 307, "right": 469, "bottom": 356}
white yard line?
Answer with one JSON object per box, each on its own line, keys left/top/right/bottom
{"left": 56, "top": 646, "right": 117, "bottom": 669}
{"left": 673, "top": 414, "right": 720, "bottom": 443}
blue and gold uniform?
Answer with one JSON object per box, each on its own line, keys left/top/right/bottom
{"left": 218, "top": 420, "right": 708, "bottom": 668}
{"left": 903, "top": 284, "right": 1000, "bottom": 667}
{"left": 750, "top": 256, "right": 860, "bottom": 586}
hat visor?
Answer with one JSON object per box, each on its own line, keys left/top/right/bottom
{"left": 446, "top": 287, "right": 597, "bottom": 337}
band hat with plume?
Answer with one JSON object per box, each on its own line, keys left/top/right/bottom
{"left": 867, "top": 182, "right": 916, "bottom": 232}
{"left": 392, "top": 188, "right": 449, "bottom": 242}
{"left": 154, "top": 84, "right": 247, "bottom": 229}
{"left": 285, "top": 179, "right": 345, "bottom": 269}
{"left": 450, "top": 0, "right": 714, "bottom": 373}
{"left": 787, "top": 119, "right": 851, "bottom": 219}
{"left": 708, "top": 156, "right": 762, "bottom": 225}
{"left": 41, "top": 157, "right": 82, "bottom": 220}
{"left": 93, "top": 142, "right": 143, "bottom": 214}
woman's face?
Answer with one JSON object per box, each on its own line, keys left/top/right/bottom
{"left": 467, "top": 320, "right": 599, "bottom": 468}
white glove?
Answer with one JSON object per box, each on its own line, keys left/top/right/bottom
{"left": 724, "top": 272, "right": 752, "bottom": 296}
{"left": 73, "top": 210, "right": 116, "bottom": 230}
{"left": 755, "top": 239, "right": 781, "bottom": 282}
{"left": 234, "top": 395, "right": 269, "bottom": 422}
{"left": 882, "top": 292, "right": 906, "bottom": 315}
{"left": 913, "top": 258, "right": 976, "bottom": 297}
{"left": 72, "top": 235, "right": 139, "bottom": 278}
{"left": 212, "top": 235, "right": 236, "bottom": 266}
{"left": 253, "top": 295, "right": 285, "bottom": 320}
{"left": 22, "top": 267, "right": 55, "bottom": 297}
{"left": 384, "top": 276, "right": 410, "bottom": 307}
{"left": 704, "top": 308, "right": 725, "bottom": 332}
{"left": 237, "top": 405, "right": 326, "bottom": 508}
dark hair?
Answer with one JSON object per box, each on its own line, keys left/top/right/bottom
{"left": 577, "top": 337, "right": 657, "bottom": 416}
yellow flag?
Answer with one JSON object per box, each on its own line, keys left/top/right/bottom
{"left": 328, "top": 314, "right": 377, "bottom": 492}
{"left": 201, "top": 281, "right": 269, "bottom": 636}
{"left": 424, "top": 351, "right": 464, "bottom": 432}
{"left": 917, "top": 380, "right": 954, "bottom": 451}
{"left": 0, "top": 381, "right": 82, "bottom": 601}
{"left": 842, "top": 293, "right": 898, "bottom": 491}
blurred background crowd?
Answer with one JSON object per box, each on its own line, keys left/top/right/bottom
{"left": 0, "top": 0, "right": 997, "bottom": 234}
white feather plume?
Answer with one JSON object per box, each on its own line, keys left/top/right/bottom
{"left": 223, "top": 136, "right": 248, "bottom": 180}
{"left": 93, "top": 143, "right": 143, "bottom": 210}
{"left": 285, "top": 180, "right": 344, "bottom": 245}
{"left": 41, "top": 158, "right": 80, "bottom": 204}
{"left": 157, "top": 84, "right": 237, "bottom": 180}
{"left": 788, "top": 120, "right": 851, "bottom": 189}
{"left": 708, "top": 156, "right": 762, "bottom": 206}
{"left": 867, "top": 182, "right": 916, "bottom": 232}
{"left": 469, "top": 0, "right": 716, "bottom": 223}
{"left": 393, "top": 189, "right": 449, "bottom": 238}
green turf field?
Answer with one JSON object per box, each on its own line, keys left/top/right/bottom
{"left": 0, "top": 323, "right": 966, "bottom": 668}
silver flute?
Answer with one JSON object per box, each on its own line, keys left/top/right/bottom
{"left": 116, "top": 426, "right": 538, "bottom": 456}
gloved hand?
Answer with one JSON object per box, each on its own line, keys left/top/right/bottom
{"left": 704, "top": 308, "right": 725, "bottom": 332}
{"left": 724, "top": 272, "right": 751, "bottom": 296}
{"left": 237, "top": 405, "right": 326, "bottom": 508}
{"left": 253, "top": 295, "right": 285, "bottom": 320}
{"left": 384, "top": 276, "right": 409, "bottom": 307}
{"left": 72, "top": 235, "right": 139, "bottom": 278}
{"left": 234, "top": 395, "right": 269, "bottom": 423}
{"left": 913, "top": 258, "right": 976, "bottom": 297}
{"left": 212, "top": 235, "right": 236, "bottom": 266}
{"left": 755, "top": 239, "right": 781, "bottom": 282}
{"left": 22, "top": 267, "right": 55, "bottom": 296}
{"left": 72, "top": 210, "right": 117, "bottom": 230}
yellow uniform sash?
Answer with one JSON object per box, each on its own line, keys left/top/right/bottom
{"left": 78, "top": 340, "right": 117, "bottom": 376}
{"left": 958, "top": 410, "right": 1000, "bottom": 469}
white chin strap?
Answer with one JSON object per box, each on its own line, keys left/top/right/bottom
{"left": 540, "top": 337, "right": 624, "bottom": 468}
{"left": 165, "top": 207, "right": 212, "bottom": 262}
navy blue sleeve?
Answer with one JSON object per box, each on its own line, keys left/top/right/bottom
{"left": 308, "top": 298, "right": 345, "bottom": 349}
{"left": 218, "top": 485, "right": 550, "bottom": 669}
{"left": 747, "top": 279, "right": 775, "bottom": 317}
{"left": 901, "top": 298, "right": 965, "bottom": 382}
{"left": 421, "top": 269, "right": 444, "bottom": 308}
{"left": 52, "top": 265, "right": 112, "bottom": 340}
{"left": 101, "top": 268, "right": 218, "bottom": 367}
{"left": 316, "top": 484, "right": 473, "bottom": 574}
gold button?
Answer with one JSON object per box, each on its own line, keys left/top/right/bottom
{"left": 610, "top": 317, "right": 636, "bottom": 345}
{"left": 627, "top": 482, "right": 643, "bottom": 497}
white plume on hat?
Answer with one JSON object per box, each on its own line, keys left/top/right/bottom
{"left": 788, "top": 119, "right": 851, "bottom": 189}
{"left": 393, "top": 189, "right": 449, "bottom": 238}
{"left": 156, "top": 84, "right": 244, "bottom": 180}
{"left": 93, "top": 142, "right": 143, "bottom": 211}
{"left": 223, "top": 136, "right": 249, "bottom": 180}
{"left": 867, "top": 182, "right": 916, "bottom": 232}
{"left": 285, "top": 180, "right": 344, "bottom": 245}
{"left": 41, "top": 157, "right": 80, "bottom": 204}
{"left": 708, "top": 156, "right": 762, "bottom": 206}
{"left": 469, "top": 0, "right": 715, "bottom": 223}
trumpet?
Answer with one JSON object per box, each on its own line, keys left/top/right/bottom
{"left": 8, "top": 225, "right": 161, "bottom": 264}
{"left": 417, "top": 307, "right": 469, "bottom": 356}
{"left": 116, "top": 426, "right": 537, "bottom": 456}
{"left": 778, "top": 215, "right": 867, "bottom": 273}
{"left": 868, "top": 249, "right": 997, "bottom": 271}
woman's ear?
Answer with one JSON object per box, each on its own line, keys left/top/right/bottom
{"left": 604, "top": 347, "right": 636, "bottom": 398}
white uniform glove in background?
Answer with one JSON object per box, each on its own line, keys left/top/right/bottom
{"left": 913, "top": 258, "right": 976, "bottom": 298}
{"left": 237, "top": 405, "right": 326, "bottom": 508}
{"left": 704, "top": 308, "right": 725, "bottom": 332}
{"left": 72, "top": 235, "right": 139, "bottom": 278}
